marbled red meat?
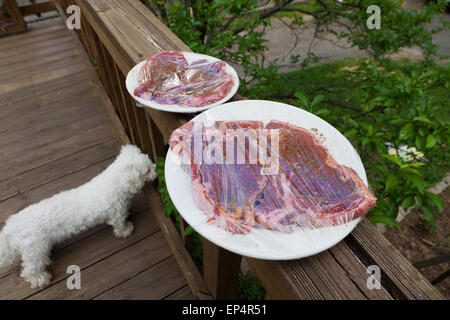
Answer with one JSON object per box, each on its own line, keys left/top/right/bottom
{"left": 169, "top": 120, "right": 377, "bottom": 234}
{"left": 134, "top": 51, "right": 234, "bottom": 108}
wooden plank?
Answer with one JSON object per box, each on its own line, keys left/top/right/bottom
{"left": 0, "top": 55, "right": 83, "bottom": 85}
{"left": 112, "top": 64, "right": 138, "bottom": 145}
{"left": 0, "top": 124, "right": 116, "bottom": 200}
{"left": 144, "top": 185, "right": 213, "bottom": 300}
{"left": 0, "top": 23, "right": 65, "bottom": 46}
{"left": 0, "top": 90, "right": 100, "bottom": 139}
{"left": 94, "top": 257, "right": 188, "bottom": 300}
{"left": 144, "top": 111, "right": 165, "bottom": 162}
{"left": 19, "top": 1, "right": 56, "bottom": 17}
{"left": 164, "top": 285, "right": 198, "bottom": 300}
{"left": 0, "top": 55, "right": 81, "bottom": 86}
{"left": 329, "top": 241, "right": 392, "bottom": 300}
{"left": 0, "top": 70, "right": 88, "bottom": 106}
{"left": 348, "top": 218, "right": 444, "bottom": 299}
{"left": 0, "top": 38, "right": 73, "bottom": 68}
{"left": 0, "top": 139, "right": 119, "bottom": 202}
{"left": 203, "top": 239, "right": 242, "bottom": 300}
{"left": 1, "top": 48, "right": 80, "bottom": 81}
{"left": 28, "top": 232, "right": 171, "bottom": 300}
{"left": 0, "top": 212, "right": 160, "bottom": 300}
{"left": 0, "top": 158, "right": 114, "bottom": 222}
{"left": 0, "top": 80, "right": 94, "bottom": 119}
{"left": 0, "top": 62, "right": 86, "bottom": 96}
{"left": 0, "top": 102, "right": 108, "bottom": 168}
{"left": 0, "top": 18, "right": 62, "bottom": 45}
{"left": 0, "top": 27, "right": 66, "bottom": 51}
{"left": 0, "top": 35, "right": 73, "bottom": 59}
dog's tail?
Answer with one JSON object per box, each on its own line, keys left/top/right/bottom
{"left": 0, "top": 231, "right": 15, "bottom": 269}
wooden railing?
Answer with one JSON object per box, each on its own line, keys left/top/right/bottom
{"left": 53, "top": 0, "right": 443, "bottom": 300}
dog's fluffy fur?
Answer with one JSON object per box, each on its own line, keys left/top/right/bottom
{"left": 0, "top": 145, "right": 157, "bottom": 288}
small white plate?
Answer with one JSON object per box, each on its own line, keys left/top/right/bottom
{"left": 165, "top": 100, "right": 366, "bottom": 260}
{"left": 126, "top": 51, "right": 239, "bottom": 113}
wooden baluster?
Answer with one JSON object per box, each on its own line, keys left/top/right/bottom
{"left": 79, "top": 15, "right": 94, "bottom": 61}
{"left": 110, "top": 63, "right": 139, "bottom": 145}
{"left": 203, "top": 240, "right": 242, "bottom": 299}
{"left": 82, "top": 21, "right": 105, "bottom": 81}
{"left": 179, "top": 217, "right": 194, "bottom": 252}
{"left": 113, "top": 65, "right": 154, "bottom": 154}
{"left": 129, "top": 99, "right": 153, "bottom": 155}
{"left": 97, "top": 42, "right": 131, "bottom": 136}
{"left": 144, "top": 111, "right": 165, "bottom": 163}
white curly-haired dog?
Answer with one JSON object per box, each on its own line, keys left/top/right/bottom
{"left": 0, "top": 145, "right": 157, "bottom": 289}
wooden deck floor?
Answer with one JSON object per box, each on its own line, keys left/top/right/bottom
{"left": 0, "top": 18, "right": 195, "bottom": 300}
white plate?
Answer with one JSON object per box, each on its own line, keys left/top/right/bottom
{"left": 165, "top": 100, "right": 366, "bottom": 260}
{"left": 126, "top": 51, "right": 239, "bottom": 113}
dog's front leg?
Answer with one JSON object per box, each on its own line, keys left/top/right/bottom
{"left": 107, "top": 217, "right": 134, "bottom": 238}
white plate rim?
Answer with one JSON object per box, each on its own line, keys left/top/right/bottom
{"left": 125, "top": 51, "right": 240, "bottom": 113}
{"left": 165, "top": 100, "right": 365, "bottom": 260}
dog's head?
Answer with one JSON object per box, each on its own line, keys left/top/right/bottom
{"left": 116, "top": 145, "right": 158, "bottom": 192}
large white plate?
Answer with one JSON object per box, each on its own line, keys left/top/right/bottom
{"left": 126, "top": 51, "right": 239, "bottom": 113}
{"left": 165, "top": 100, "right": 367, "bottom": 260}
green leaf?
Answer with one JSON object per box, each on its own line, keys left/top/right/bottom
{"left": 407, "top": 175, "right": 425, "bottom": 194}
{"left": 294, "top": 91, "right": 309, "bottom": 108}
{"left": 401, "top": 196, "right": 415, "bottom": 211}
{"left": 362, "top": 137, "right": 371, "bottom": 148}
{"left": 399, "top": 123, "right": 414, "bottom": 140}
{"left": 315, "top": 109, "right": 330, "bottom": 117}
{"left": 184, "top": 226, "right": 194, "bottom": 237}
{"left": 382, "top": 154, "right": 402, "bottom": 166}
{"left": 385, "top": 174, "right": 398, "bottom": 192}
{"left": 426, "top": 134, "right": 437, "bottom": 148}
{"left": 311, "top": 94, "right": 325, "bottom": 107}
{"left": 426, "top": 192, "right": 444, "bottom": 213}
{"left": 421, "top": 205, "right": 435, "bottom": 221}
{"left": 413, "top": 116, "right": 432, "bottom": 125}
{"left": 368, "top": 215, "right": 399, "bottom": 229}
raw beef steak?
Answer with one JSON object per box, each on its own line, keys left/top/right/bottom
{"left": 169, "top": 120, "right": 377, "bottom": 234}
{"left": 134, "top": 51, "right": 234, "bottom": 108}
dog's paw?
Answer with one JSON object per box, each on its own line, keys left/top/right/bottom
{"left": 114, "top": 221, "right": 134, "bottom": 238}
{"left": 24, "top": 272, "right": 52, "bottom": 289}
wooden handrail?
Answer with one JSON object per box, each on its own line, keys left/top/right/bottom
{"left": 54, "top": 0, "right": 444, "bottom": 300}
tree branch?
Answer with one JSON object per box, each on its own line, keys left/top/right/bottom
{"left": 232, "top": 0, "right": 295, "bottom": 35}
{"left": 322, "top": 99, "right": 363, "bottom": 112}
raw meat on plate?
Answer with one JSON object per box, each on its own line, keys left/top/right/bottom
{"left": 134, "top": 51, "right": 234, "bottom": 108}
{"left": 169, "top": 120, "right": 377, "bottom": 234}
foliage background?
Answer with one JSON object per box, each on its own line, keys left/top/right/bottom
{"left": 145, "top": 0, "right": 449, "bottom": 229}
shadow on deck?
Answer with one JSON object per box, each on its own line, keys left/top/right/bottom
{"left": 0, "top": 18, "right": 195, "bottom": 300}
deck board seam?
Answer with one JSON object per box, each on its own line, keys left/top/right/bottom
{"left": 0, "top": 138, "right": 116, "bottom": 185}
{"left": 161, "top": 284, "right": 189, "bottom": 300}
{"left": 0, "top": 87, "right": 98, "bottom": 135}
{"left": 0, "top": 154, "right": 116, "bottom": 203}
{"left": 89, "top": 254, "right": 176, "bottom": 300}
{"left": 0, "top": 71, "right": 91, "bottom": 106}
{"left": 23, "top": 230, "right": 162, "bottom": 300}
